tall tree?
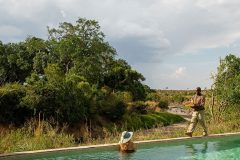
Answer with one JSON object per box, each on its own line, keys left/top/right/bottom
{"left": 0, "top": 41, "right": 35, "bottom": 85}
{"left": 213, "top": 54, "right": 240, "bottom": 105}
{"left": 47, "top": 18, "right": 116, "bottom": 85}
{"left": 104, "top": 59, "right": 146, "bottom": 100}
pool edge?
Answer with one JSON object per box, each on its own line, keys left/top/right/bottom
{"left": 1, "top": 131, "right": 240, "bottom": 158}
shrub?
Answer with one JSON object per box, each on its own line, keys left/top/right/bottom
{"left": 122, "top": 113, "right": 144, "bottom": 130}
{"left": 128, "top": 101, "right": 147, "bottom": 114}
{"left": 97, "top": 90, "right": 127, "bottom": 121}
{"left": 115, "top": 91, "right": 133, "bottom": 103}
{"left": 146, "top": 92, "right": 161, "bottom": 101}
{"left": 21, "top": 65, "right": 93, "bottom": 124}
{"left": 158, "top": 100, "right": 169, "bottom": 109}
{"left": 145, "top": 101, "right": 161, "bottom": 112}
{"left": 0, "top": 83, "right": 32, "bottom": 124}
{"left": 172, "top": 94, "right": 185, "bottom": 103}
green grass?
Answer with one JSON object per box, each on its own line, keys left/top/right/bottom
{"left": 0, "top": 112, "right": 184, "bottom": 153}
{"left": 122, "top": 112, "right": 185, "bottom": 130}
{"left": 2, "top": 109, "right": 240, "bottom": 154}
{"left": 0, "top": 119, "right": 74, "bottom": 153}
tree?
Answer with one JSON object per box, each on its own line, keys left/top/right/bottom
{"left": 0, "top": 83, "right": 31, "bottom": 124}
{"left": 0, "top": 42, "right": 35, "bottom": 84}
{"left": 212, "top": 54, "right": 240, "bottom": 121}
{"left": 47, "top": 18, "right": 116, "bottom": 85}
{"left": 0, "top": 17, "right": 149, "bottom": 125}
{"left": 0, "top": 37, "right": 46, "bottom": 85}
{"left": 25, "top": 37, "right": 49, "bottom": 74}
{"left": 213, "top": 54, "right": 240, "bottom": 105}
{"left": 104, "top": 59, "right": 147, "bottom": 100}
{"left": 22, "top": 64, "right": 94, "bottom": 123}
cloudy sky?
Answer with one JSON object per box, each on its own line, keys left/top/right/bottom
{"left": 1, "top": 0, "right": 240, "bottom": 89}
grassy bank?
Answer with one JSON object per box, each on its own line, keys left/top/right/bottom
{"left": 1, "top": 107, "right": 240, "bottom": 154}
{"left": 0, "top": 112, "right": 183, "bottom": 153}
{"left": 94, "top": 117, "right": 240, "bottom": 145}
{"left": 0, "top": 119, "right": 74, "bottom": 153}
{"left": 122, "top": 112, "right": 184, "bottom": 130}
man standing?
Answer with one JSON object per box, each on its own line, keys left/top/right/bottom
{"left": 185, "top": 87, "right": 208, "bottom": 137}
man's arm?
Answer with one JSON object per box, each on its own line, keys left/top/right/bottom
{"left": 190, "top": 95, "right": 195, "bottom": 104}
{"left": 201, "top": 96, "right": 205, "bottom": 106}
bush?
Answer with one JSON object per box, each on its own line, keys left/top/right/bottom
{"left": 172, "top": 94, "right": 185, "bottom": 103}
{"left": 128, "top": 101, "right": 147, "bottom": 114}
{"left": 115, "top": 91, "right": 133, "bottom": 103}
{"left": 97, "top": 90, "right": 127, "bottom": 121}
{"left": 21, "top": 65, "right": 93, "bottom": 124}
{"left": 145, "top": 101, "right": 161, "bottom": 112}
{"left": 122, "top": 113, "right": 144, "bottom": 130}
{"left": 158, "top": 100, "right": 169, "bottom": 109}
{"left": 0, "top": 83, "right": 32, "bottom": 124}
{"left": 130, "top": 82, "right": 147, "bottom": 101}
{"left": 146, "top": 92, "right": 161, "bottom": 101}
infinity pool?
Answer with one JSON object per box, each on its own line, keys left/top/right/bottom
{"left": 2, "top": 135, "right": 240, "bottom": 160}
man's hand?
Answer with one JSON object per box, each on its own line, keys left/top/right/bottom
{"left": 183, "top": 101, "right": 195, "bottom": 108}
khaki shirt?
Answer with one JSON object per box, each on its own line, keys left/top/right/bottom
{"left": 191, "top": 94, "right": 205, "bottom": 110}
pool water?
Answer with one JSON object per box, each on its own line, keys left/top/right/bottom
{"left": 2, "top": 135, "right": 240, "bottom": 160}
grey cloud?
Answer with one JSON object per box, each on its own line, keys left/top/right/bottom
{"left": 2, "top": 0, "right": 240, "bottom": 54}
{"left": 1, "top": 0, "right": 240, "bottom": 88}
{"left": 110, "top": 37, "right": 167, "bottom": 64}
{"left": 0, "top": 0, "right": 66, "bottom": 42}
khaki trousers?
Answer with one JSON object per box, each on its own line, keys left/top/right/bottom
{"left": 187, "top": 110, "right": 207, "bottom": 133}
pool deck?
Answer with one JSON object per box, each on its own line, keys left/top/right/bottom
{"left": 1, "top": 132, "right": 240, "bottom": 158}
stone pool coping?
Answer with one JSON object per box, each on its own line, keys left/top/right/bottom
{"left": 1, "top": 131, "right": 240, "bottom": 158}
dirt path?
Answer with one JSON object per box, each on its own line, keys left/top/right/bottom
{"left": 140, "top": 110, "right": 189, "bottom": 137}
{"left": 167, "top": 105, "right": 192, "bottom": 121}
{"left": 161, "top": 105, "right": 192, "bottom": 133}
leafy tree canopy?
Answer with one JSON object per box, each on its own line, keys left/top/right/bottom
{"left": 0, "top": 18, "right": 149, "bottom": 124}
{"left": 213, "top": 54, "right": 240, "bottom": 105}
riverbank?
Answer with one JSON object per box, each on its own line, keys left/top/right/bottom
{"left": 0, "top": 111, "right": 184, "bottom": 154}
{"left": 1, "top": 103, "right": 240, "bottom": 154}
